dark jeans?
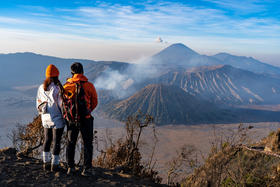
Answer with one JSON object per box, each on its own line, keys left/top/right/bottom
{"left": 43, "top": 127, "right": 64, "bottom": 155}
{"left": 66, "top": 116, "right": 94, "bottom": 169}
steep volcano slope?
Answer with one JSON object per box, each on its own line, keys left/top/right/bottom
{"left": 104, "top": 84, "right": 228, "bottom": 125}
{"left": 104, "top": 84, "right": 240, "bottom": 124}
{"left": 151, "top": 65, "right": 280, "bottom": 105}
{"left": 103, "top": 84, "right": 280, "bottom": 125}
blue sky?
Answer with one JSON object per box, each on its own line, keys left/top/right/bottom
{"left": 0, "top": 0, "right": 279, "bottom": 64}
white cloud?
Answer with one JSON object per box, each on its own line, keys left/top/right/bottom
{"left": 0, "top": 1, "right": 279, "bottom": 64}
{"left": 0, "top": 16, "right": 30, "bottom": 24}
{"left": 1, "top": 2, "right": 279, "bottom": 41}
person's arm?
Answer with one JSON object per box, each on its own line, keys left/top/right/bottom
{"left": 36, "top": 86, "right": 47, "bottom": 114}
{"left": 36, "top": 86, "right": 43, "bottom": 109}
{"left": 89, "top": 83, "right": 98, "bottom": 112}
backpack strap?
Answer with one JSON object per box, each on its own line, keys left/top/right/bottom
{"left": 74, "top": 83, "right": 80, "bottom": 124}
{"left": 74, "top": 81, "right": 86, "bottom": 124}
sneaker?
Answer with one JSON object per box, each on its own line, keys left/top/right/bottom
{"left": 81, "top": 168, "right": 95, "bottom": 177}
{"left": 43, "top": 163, "right": 51, "bottom": 171}
{"left": 51, "top": 164, "right": 60, "bottom": 172}
{"left": 67, "top": 167, "right": 75, "bottom": 175}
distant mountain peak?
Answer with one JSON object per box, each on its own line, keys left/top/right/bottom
{"left": 162, "top": 43, "right": 199, "bottom": 56}
{"left": 150, "top": 43, "right": 201, "bottom": 66}
{"left": 169, "top": 43, "right": 190, "bottom": 48}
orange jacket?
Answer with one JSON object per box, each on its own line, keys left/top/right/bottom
{"left": 63, "top": 74, "right": 98, "bottom": 116}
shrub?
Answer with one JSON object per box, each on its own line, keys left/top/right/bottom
{"left": 93, "top": 112, "right": 161, "bottom": 183}
{"left": 9, "top": 115, "right": 44, "bottom": 157}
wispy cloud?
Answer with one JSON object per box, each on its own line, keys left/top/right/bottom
{"left": 1, "top": 2, "right": 279, "bottom": 41}
{"left": 0, "top": 1, "right": 279, "bottom": 63}
{"left": 204, "top": 0, "right": 266, "bottom": 12}
{"left": 79, "top": 2, "right": 279, "bottom": 37}
{"left": 0, "top": 16, "right": 30, "bottom": 24}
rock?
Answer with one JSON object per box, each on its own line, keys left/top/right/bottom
{"left": 0, "top": 147, "right": 165, "bottom": 187}
{"left": 264, "top": 146, "right": 272, "bottom": 152}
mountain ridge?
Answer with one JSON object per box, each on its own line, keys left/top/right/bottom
{"left": 149, "top": 43, "right": 280, "bottom": 75}
{"left": 150, "top": 64, "right": 280, "bottom": 105}
{"left": 212, "top": 52, "right": 280, "bottom": 74}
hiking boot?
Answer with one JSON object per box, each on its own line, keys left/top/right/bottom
{"left": 51, "top": 164, "right": 60, "bottom": 172}
{"left": 67, "top": 167, "right": 75, "bottom": 175}
{"left": 81, "top": 168, "right": 95, "bottom": 177}
{"left": 43, "top": 163, "right": 51, "bottom": 171}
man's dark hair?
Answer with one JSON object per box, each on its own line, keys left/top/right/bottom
{"left": 71, "top": 62, "right": 84, "bottom": 74}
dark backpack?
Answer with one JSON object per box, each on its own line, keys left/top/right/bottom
{"left": 62, "top": 81, "right": 88, "bottom": 127}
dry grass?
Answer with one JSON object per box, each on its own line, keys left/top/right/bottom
{"left": 94, "top": 122, "right": 280, "bottom": 182}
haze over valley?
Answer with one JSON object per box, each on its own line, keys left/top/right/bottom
{"left": 1, "top": 43, "right": 280, "bottom": 145}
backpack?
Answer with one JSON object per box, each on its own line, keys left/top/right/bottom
{"left": 62, "top": 81, "right": 88, "bottom": 127}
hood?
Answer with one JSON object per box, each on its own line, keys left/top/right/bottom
{"left": 67, "top": 74, "right": 88, "bottom": 83}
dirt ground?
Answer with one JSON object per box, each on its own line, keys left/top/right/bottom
{"left": 0, "top": 147, "right": 165, "bottom": 187}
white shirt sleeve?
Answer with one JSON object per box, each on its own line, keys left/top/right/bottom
{"left": 36, "top": 85, "right": 43, "bottom": 109}
{"left": 36, "top": 85, "right": 48, "bottom": 110}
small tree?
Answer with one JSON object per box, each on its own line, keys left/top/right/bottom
{"left": 93, "top": 111, "right": 161, "bottom": 183}
{"left": 9, "top": 115, "right": 44, "bottom": 157}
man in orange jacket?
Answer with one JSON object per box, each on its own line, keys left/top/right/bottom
{"left": 64, "top": 62, "right": 98, "bottom": 176}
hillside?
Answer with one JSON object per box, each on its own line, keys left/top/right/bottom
{"left": 151, "top": 65, "right": 280, "bottom": 105}
{"left": 0, "top": 147, "right": 165, "bottom": 187}
{"left": 184, "top": 129, "right": 280, "bottom": 186}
